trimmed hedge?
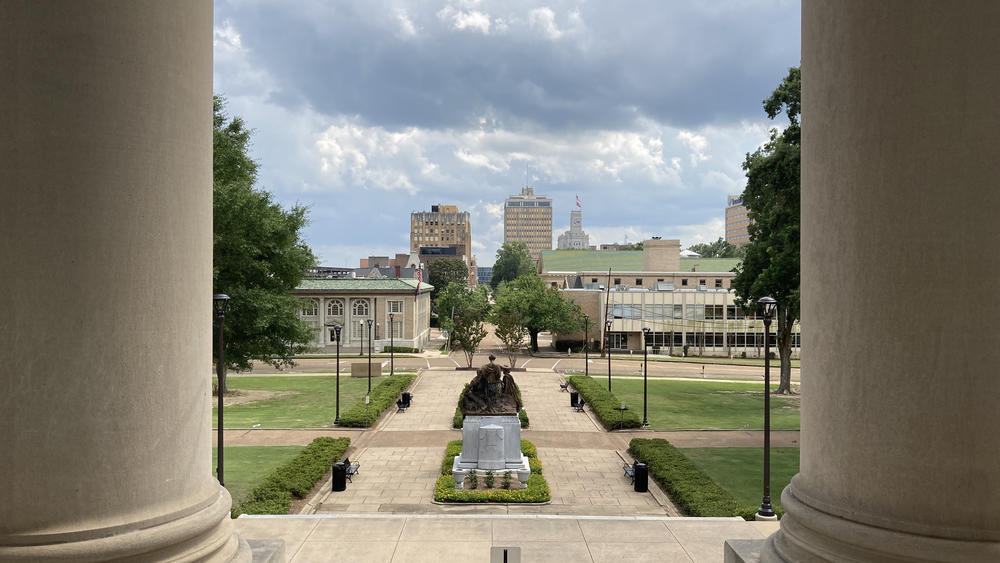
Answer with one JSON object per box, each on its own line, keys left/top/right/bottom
{"left": 567, "top": 375, "right": 642, "bottom": 430}
{"left": 232, "top": 437, "right": 350, "bottom": 517}
{"left": 628, "top": 438, "right": 764, "bottom": 519}
{"left": 383, "top": 346, "right": 419, "bottom": 353}
{"left": 434, "top": 439, "right": 549, "bottom": 503}
{"left": 337, "top": 374, "right": 416, "bottom": 427}
{"left": 452, "top": 382, "right": 528, "bottom": 429}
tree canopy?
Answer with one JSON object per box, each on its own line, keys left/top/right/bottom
{"left": 427, "top": 258, "right": 469, "bottom": 301}
{"left": 687, "top": 237, "right": 745, "bottom": 259}
{"left": 731, "top": 67, "right": 800, "bottom": 394}
{"left": 213, "top": 96, "right": 317, "bottom": 376}
{"left": 435, "top": 282, "right": 490, "bottom": 367}
{"left": 494, "top": 274, "right": 585, "bottom": 352}
{"left": 490, "top": 242, "right": 535, "bottom": 290}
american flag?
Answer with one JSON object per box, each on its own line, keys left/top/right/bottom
{"left": 576, "top": 195, "right": 582, "bottom": 208}
{"left": 414, "top": 267, "right": 422, "bottom": 302}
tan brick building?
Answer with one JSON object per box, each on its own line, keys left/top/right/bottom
{"left": 503, "top": 187, "right": 552, "bottom": 261}
{"left": 725, "top": 194, "right": 750, "bottom": 245}
{"left": 410, "top": 204, "right": 475, "bottom": 285}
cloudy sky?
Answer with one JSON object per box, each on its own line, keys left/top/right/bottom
{"left": 213, "top": 0, "right": 800, "bottom": 267}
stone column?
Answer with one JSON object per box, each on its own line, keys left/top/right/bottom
{"left": 0, "top": 3, "right": 248, "bottom": 560}
{"left": 765, "top": 2, "right": 1000, "bottom": 560}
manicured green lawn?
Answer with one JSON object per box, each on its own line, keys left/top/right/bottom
{"left": 682, "top": 447, "right": 799, "bottom": 514}
{"left": 212, "top": 446, "right": 304, "bottom": 505}
{"left": 213, "top": 375, "right": 396, "bottom": 428}
{"left": 609, "top": 379, "right": 799, "bottom": 430}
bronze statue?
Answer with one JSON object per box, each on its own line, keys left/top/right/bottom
{"left": 461, "top": 355, "right": 523, "bottom": 416}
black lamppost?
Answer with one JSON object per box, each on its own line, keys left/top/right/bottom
{"left": 642, "top": 327, "right": 650, "bottom": 428}
{"left": 358, "top": 319, "right": 364, "bottom": 356}
{"left": 584, "top": 314, "right": 590, "bottom": 377}
{"left": 333, "top": 324, "right": 342, "bottom": 425}
{"left": 388, "top": 312, "right": 395, "bottom": 375}
{"left": 605, "top": 319, "right": 613, "bottom": 391}
{"left": 366, "top": 318, "right": 374, "bottom": 393}
{"left": 756, "top": 296, "right": 778, "bottom": 521}
{"left": 213, "top": 294, "right": 230, "bottom": 486}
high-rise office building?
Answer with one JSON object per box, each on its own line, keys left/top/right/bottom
{"left": 504, "top": 187, "right": 552, "bottom": 261}
{"left": 410, "top": 204, "right": 473, "bottom": 282}
{"left": 725, "top": 194, "right": 750, "bottom": 245}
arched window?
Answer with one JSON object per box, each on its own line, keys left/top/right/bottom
{"left": 301, "top": 299, "right": 318, "bottom": 317}
{"left": 352, "top": 299, "right": 369, "bottom": 317}
{"left": 327, "top": 299, "right": 344, "bottom": 316}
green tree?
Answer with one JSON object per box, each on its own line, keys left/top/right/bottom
{"left": 435, "top": 282, "right": 490, "bottom": 367}
{"left": 731, "top": 66, "right": 800, "bottom": 395}
{"left": 495, "top": 274, "right": 585, "bottom": 352}
{"left": 489, "top": 292, "right": 529, "bottom": 368}
{"left": 213, "top": 96, "right": 317, "bottom": 381}
{"left": 490, "top": 242, "right": 535, "bottom": 290}
{"left": 688, "top": 237, "right": 745, "bottom": 259}
{"left": 427, "top": 258, "right": 469, "bottom": 301}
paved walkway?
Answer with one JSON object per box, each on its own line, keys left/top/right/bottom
{"left": 235, "top": 514, "right": 776, "bottom": 562}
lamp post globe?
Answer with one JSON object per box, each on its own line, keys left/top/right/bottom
{"left": 756, "top": 296, "right": 778, "bottom": 521}
{"left": 333, "top": 324, "right": 342, "bottom": 425}
{"left": 212, "top": 294, "right": 230, "bottom": 486}
{"left": 642, "top": 327, "right": 651, "bottom": 428}
{"left": 605, "top": 319, "right": 613, "bottom": 391}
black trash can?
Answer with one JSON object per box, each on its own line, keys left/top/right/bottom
{"left": 331, "top": 462, "right": 347, "bottom": 492}
{"left": 633, "top": 462, "right": 648, "bottom": 493}
{"left": 570, "top": 391, "right": 580, "bottom": 407}
{"left": 401, "top": 391, "right": 411, "bottom": 403}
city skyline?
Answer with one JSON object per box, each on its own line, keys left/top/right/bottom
{"left": 213, "top": 1, "right": 801, "bottom": 266}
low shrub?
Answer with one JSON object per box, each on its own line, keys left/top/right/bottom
{"left": 567, "top": 376, "right": 642, "bottom": 430}
{"left": 628, "top": 438, "right": 763, "bottom": 519}
{"left": 434, "top": 439, "right": 550, "bottom": 503}
{"left": 383, "top": 346, "right": 419, "bottom": 353}
{"left": 232, "top": 437, "right": 350, "bottom": 517}
{"left": 337, "top": 374, "right": 415, "bottom": 427}
{"left": 553, "top": 339, "right": 585, "bottom": 352}
{"left": 518, "top": 408, "right": 529, "bottom": 428}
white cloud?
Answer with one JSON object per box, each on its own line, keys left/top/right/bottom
{"left": 213, "top": 20, "right": 243, "bottom": 51}
{"left": 438, "top": 5, "right": 493, "bottom": 34}
{"left": 528, "top": 7, "right": 562, "bottom": 40}
{"left": 678, "top": 130, "right": 710, "bottom": 165}
{"left": 394, "top": 8, "right": 417, "bottom": 38}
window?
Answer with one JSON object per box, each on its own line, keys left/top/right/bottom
{"left": 715, "top": 279, "right": 723, "bottom": 289}
{"left": 591, "top": 278, "right": 598, "bottom": 283}
{"left": 351, "top": 321, "right": 364, "bottom": 339}
{"left": 388, "top": 300, "right": 403, "bottom": 314}
{"left": 657, "top": 278, "right": 664, "bottom": 282}
{"left": 352, "top": 299, "right": 369, "bottom": 317}
{"left": 635, "top": 278, "right": 643, "bottom": 286}
{"left": 699, "top": 279, "right": 706, "bottom": 287}
{"left": 706, "top": 305, "right": 725, "bottom": 320}
{"left": 685, "top": 305, "right": 705, "bottom": 320}
{"left": 681, "top": 279, "right": 688, "bottom": 286}
{"left": 607, "top": 332, "right": 628, "bottom": 349}
{"left": 327, "top": 299, "right": 344, "bottom": 316}
{"left": 612, "top": 304, "right": 642, "bottom": 320}
{"left": 301, "top": 299, "right": 318, "bottom": 316}
{"left": 614, "top": 278, "right": 621, "bottom": 285}
{"left": 392, "top": 321, "right": 403, "bottom": 339}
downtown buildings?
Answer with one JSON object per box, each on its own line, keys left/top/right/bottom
{"left": 503, "top": 187, "right": 552, "bottom": 261}
{"left": 410, "top": 204, "right": 477, "bottom": 286}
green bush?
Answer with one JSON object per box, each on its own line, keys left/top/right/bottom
{"left": 337, "top": 374, "right": 415, "bottom": 427}
{"left": 628, "top": 438, "right": 764, "bottom": 519}
{"left": 553, "top": 339, "right": 585, "bottom": 352}
{"left": 567, "top": 376, "right": 642, "bottom": 430}
{"left": 383, "top": 346, "right": 418, "bottom": 353}
{"left": 518, "top": 408, "right": 529, "bottom": 428}
{"left": 434, "top": 439, "right": 549, "bottom": 503}
{"left": 232, "top": 437, "right": 350, "bottom": 517}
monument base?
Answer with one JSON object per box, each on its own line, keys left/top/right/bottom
{"left": 453, "top": 414, "right": 531, "bottom": 489}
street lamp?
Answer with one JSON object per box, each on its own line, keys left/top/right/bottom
{"left": 583, "top": 314, "right": 590, "bottom": 377}
{"left": 366, "top": 318, "right": 374, "bottom": 393}
{"left": 756, "top": 296, "right": 778, "bottom": 521}
{"left": 389, "top": 313, "right": 395, "bottom": 375}
{"left": 213, "top": 294, "right": 230, "bottom": 486}
{"left": 333, "top": 324, "right": 342, "bottom": 425}
{"left": 605, "top": 319, "right": 613, "bottom": 392}
{"left": 642, "top": 327, "right": 650, "bottom": 428}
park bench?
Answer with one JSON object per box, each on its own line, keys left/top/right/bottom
{"left": 396, "top": 391, "right": 412, "bottom": 412}
{"left": 559, "top": 382, "right": 570, "bottom": 392}
{"left": 574, "top": 399, "right": 586, "bottom": 412}
{"left": 623, "top": 462, "right": 635, "bottom": 484}
{"left": 342, "top": 457, "right": 360, "bottom": 482}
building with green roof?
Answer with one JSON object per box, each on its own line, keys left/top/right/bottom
{"left": 292, "top": 278, "right": 434, "bottom": 352}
